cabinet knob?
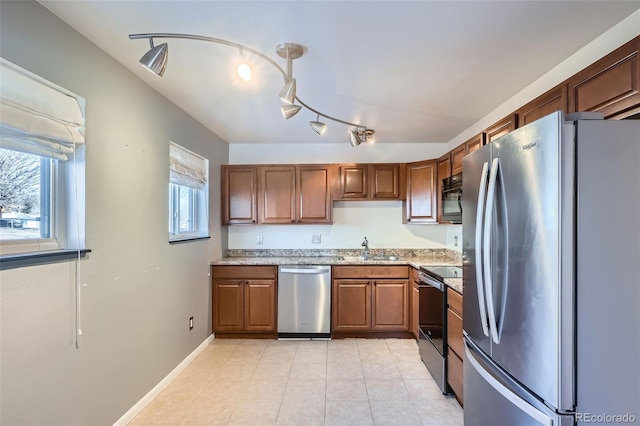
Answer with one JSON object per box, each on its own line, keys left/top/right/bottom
{"left": 253, "top": 220, "right": 256, "bottom": 223}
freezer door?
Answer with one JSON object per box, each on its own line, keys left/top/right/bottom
{"left": 487, "top": 111, "right": 567, "bottom": 409}
{"left": 464, "top": 338, "right": 574, "bottom": 426}
{"left": 462, "top": 144, "right": 492, "bottom": 356}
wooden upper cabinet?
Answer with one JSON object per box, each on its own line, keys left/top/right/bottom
{"left": 465, "top": 133, "right": 485, "bottom": 155}
{"left": 568, "top": 37, "right": 640, "bottom": 119}
{"left": 450, "top": 145, "right": 466, "bottom": 176}
{"left": 338, "top": 164, "right": 368, "bottom": 199}
{"left": 437, "top": 154, "right": 451, "bottom": 181}
{"left": 485, "top": 113, "right": 518, "bottom": 144}
{"left": 518, "top": 85, "right": 568, "bottom": 126}
{"left": 259, "top": 166, "right": 296, "bottom": 224}
{"left": 370, "top": 164, "right": 406, "bottom": 199}
{"left": 404, "top": 160, "right": 437, "bottom": 224}
{"left": 221, "top": 165, "right": 258, "bottom": 225}
{"left": 336, "top": 163, "right": 405, "bottom": 200}
{"left": 296, "top": 165, "right": 332, "bottom": 224}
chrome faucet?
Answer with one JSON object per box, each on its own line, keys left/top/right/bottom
{"left": 361, "top": 236, "right": 370, "bottom": 259}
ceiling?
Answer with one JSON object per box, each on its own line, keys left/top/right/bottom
{"left": 40, "top": 1, "right": 639, "bottom": 145}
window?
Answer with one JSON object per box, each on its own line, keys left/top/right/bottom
{"left": 168, "top": 142, "right": 208, "bottom": 241}
{"left": 0, "top": 148, "right": 52, "bottom": 241}
{"left": 0, "top": 58, "right": 85, "bottom": 256}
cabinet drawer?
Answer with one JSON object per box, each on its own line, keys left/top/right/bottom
{"left": 447, "top": 287, "right": 463, "bottom": 317}
{"left": 211, "top": 265, "right": 276, "bottom": 279}
{"left": 447, "top": 308, "right": 463, "bottom": 358}
{"left": 333, "top": 266, "right": 409, "bottom": 279}
{"left": 447, "top": 349, "right": 464, "bottom": 405}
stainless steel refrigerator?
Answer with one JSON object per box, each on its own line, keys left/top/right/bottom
{"left": 462, "top": 111, "right": 640, "bottom": 425}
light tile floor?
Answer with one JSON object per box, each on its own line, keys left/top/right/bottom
{"left": 129, "top": 338, "right": 463, "bottom": 426}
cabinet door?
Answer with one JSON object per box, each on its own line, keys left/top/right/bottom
{"left": 372, "top": 279, "right": 408, "bottom": 331}
{"left": 465, "top": 133, "right": 485, "bottom": 155}
{"left": 244, "top": 279, "right": 276, "bottom": 331}
{"left": 404, "top": 160, "right": 437, "bottom": 224}
{"left": 370, "top": 164, "right": 405, "bottom": 199}
{"left": 450, "top": 145, "right": 466, "bottom": 176}
{"left": 332, "top": 279, "right": 371, "bottom": 331}
{"left": 448, "top": 349, "right": 464, "bottom": 405}
{"left": 437, "top": 154, "right": 451, "bottom": 181}
{"left": 297, "top": 165, "right": 332, "bottom": 223}
{"left": 568, "top": 37, "right": 640, "bottom": 119}
{"left": 485, "top": 113, "right": 518, "bottom": 144}
{"left": 221, "top": 165, "right": 258, "bottom": 225}
{"left": 518, "top": 85, "right": 568, "bottom": 126}
{"left": 213, "top": 279, "right": 244, "bottom": 331}
{"left": 259, "top": 166, "right": 296, "bottom": 224}
{"left": 338, "top": 164, "right": 368, "bottom": 199}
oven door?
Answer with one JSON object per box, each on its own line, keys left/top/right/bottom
{"left": 418, "top": 271, "right": 448, "bottom": 393}
{"left": 441, "top": 185, "right": 463, "bottom": 223}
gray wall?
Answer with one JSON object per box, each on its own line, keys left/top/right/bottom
{"left": 0, "top": 2, "right": 228, "bottom": 425}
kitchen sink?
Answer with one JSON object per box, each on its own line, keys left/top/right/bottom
{"left": 337, "top": 255, "right": 401, "bottom": 261}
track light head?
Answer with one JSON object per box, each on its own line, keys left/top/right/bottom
{"left": 349, "top": 128, "right": 375, "bottom": 147}
{"left": 310, "top": 115, "right": 327, "bottom": 135}
{"left": 279, "top": 79, "right": 297, "bottom": 104}
{"left": 349, "top": 130, "right": 362, "bottom": 147}
{"left": 139, "top": 40, "right": 168, "bottom": 76}
{"left": 281, "top": 104, "right": 302, "bottom": 120}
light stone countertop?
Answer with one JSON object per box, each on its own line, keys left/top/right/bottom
{"left": 211, "top": 249, "right": 464, "bottom": 293}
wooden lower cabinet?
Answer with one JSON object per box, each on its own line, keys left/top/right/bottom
{"left": 448, "top": 349, "right": 464, "bottom": 406}
{"left": 332, "top": 266, "right": 409, "bottom": 334}
{"left": 372, "top": 280, "right": 409, "bottom": 330}
{"left": 333, "top": 279, "right": 372, "bottom": 331}
{"left": 212, "top": 265, "right": 277, "bottom": 335}
{"left": 447, "top": 287, "right": 464, "bottom": 405}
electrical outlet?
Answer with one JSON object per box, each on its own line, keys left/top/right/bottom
{"left": 312, "top": 234, "right": 321, "bottom": 244}
{"left": 454, "top": 236, "right": 458, "bottom": 247}
{"left": 189, "top": 316, "right": 194, "bottom": 330}
{"left": 257, "top": 234, "right": 263, "bottom": 245}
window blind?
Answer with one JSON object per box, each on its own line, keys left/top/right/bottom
{"left": 169, "top": 142, "right": 208, "bottom": 189}
{"left": 0, "top": 58, "right": 85, "bottom": 161}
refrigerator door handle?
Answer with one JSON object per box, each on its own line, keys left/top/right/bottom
{"left": 483, "top": 157, "right": 500, "bottom": 344}
{"left": 465, "top": 342, "right": 554, "bottom": 426}
{"left": 475, "top": 161, "right": 490, "bottom": 337}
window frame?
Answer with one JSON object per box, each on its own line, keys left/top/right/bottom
{"left": 167, "top": 142, "right": 209, "bottom": 243}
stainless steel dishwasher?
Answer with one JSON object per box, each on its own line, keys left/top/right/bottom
{"left": 277, "top": 265, "right": 331, "bottom": 339}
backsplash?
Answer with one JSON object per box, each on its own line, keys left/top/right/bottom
{"left": 225, "top": 248, "right": 462, "bottom": 263}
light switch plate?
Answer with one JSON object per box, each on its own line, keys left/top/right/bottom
{"left": 257, "top": 234, "right": 263, "bottom": 245}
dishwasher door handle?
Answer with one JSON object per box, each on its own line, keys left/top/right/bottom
{"left": 280, "top": 267, "right": 331, "bottom": 274}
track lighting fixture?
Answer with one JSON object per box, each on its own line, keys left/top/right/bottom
{"left": 129, "top": 33, "right": 374, "bottom": 146}
{"left": 310, "top": 114, "right": 327, "bottom": 135}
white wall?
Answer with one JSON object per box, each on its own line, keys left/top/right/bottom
{"left": 229, "top": 142, "right": 454, "bottom": 250}
{"left": 229, "top": 201, "right": 460, "bottom": 250}
{"left": 446, "top": 9, "right": 640, "bottom": 150}
{"left": 0, "top": 2, "right": 228, "bottom": 425}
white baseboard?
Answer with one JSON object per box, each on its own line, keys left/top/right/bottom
{"left": 113, "top": 334, "right": 215, "bottom": 426}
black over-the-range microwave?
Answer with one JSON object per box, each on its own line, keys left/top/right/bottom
{"left": 441, "top": 172, "right": 462, "bottom": 224}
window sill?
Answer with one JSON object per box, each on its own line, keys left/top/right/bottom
{"left": 169, "top": 236, "right": 211, "bottom": 245}
{"left": 0, "top": 249, "right": 91, "bottom": 271}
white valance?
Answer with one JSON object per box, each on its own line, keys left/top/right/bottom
{"left": 0, "top": 58, "right": 85, "bottom": 160}
{"left": 169, "top": 142, "right": 208, "bottom": 189}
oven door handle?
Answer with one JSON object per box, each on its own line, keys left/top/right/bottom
{"left": 418, "top": 272, "right": 445, "bottom": 291}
